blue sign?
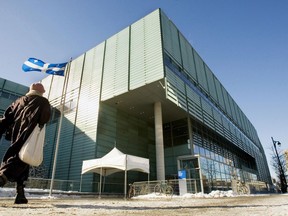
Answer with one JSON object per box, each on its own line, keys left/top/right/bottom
{"left": 178, "top": 170, "right": 186, "bottom": 179}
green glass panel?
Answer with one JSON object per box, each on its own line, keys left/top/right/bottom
{"left": 160, "top": 10, "right": 181, "bottom": 65}
{"left": 205, "top": 64, "right": 218, "bottom": 103}
{"left": 102, "top": 28, "right": 129, "bottom": 100}
{"left": 130, "top": 9, "right": 163, "bottom": 90}
{"left": 193, "top": 50, "right": 209, "bottom": 93}
{"left": 179, "top": 33, "right": 197, "bottom": 82}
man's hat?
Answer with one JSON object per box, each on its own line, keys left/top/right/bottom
{"left": 29, "top": 83, "right": 45, "bottom": 94}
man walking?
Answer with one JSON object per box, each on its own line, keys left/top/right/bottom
{"left": 0, "top": 82, "right": 51, "bottom": 204}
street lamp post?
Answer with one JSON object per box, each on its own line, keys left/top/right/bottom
{"left": 271, "top": 137, "right": 287, "bottom": 193}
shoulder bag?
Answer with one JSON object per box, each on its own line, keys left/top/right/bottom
{"left": 18, "top": 124, "right": 46, "bottom": 166}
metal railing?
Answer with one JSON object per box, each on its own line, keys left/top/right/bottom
{"left": 128, "top": 179, "right": 200, "bottom": 197}
{"left": 232, "top": 180, "right": 269, "bottom": 194}
{"left": 4, "top": 178, "right": 81, "bottom": 192}
{"left": 4, "top": 178, "right": 269, "bottom": 195}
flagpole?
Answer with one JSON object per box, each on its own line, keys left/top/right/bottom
{"left": 49, "top": 58, "right": 72, "bottom": 197}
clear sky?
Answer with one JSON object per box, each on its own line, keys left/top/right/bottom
{"left": 1, "top": 0, "right": 287, "bottom": 179}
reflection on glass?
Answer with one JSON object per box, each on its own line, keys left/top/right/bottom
{"left": 194, "top": 144, "right": 200, "bottom": 154}
{"left": 200, "top": 147, "right": 205, "bottom": 156}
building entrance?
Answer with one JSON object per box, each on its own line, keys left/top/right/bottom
{"left": 178, "top": 156, "right": 203, "bottom": 193}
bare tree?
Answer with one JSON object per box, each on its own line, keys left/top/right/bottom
{"left": 270, "top": 146, "right": 287, "bottom": 190}
{"left": 202, "top": 159, "right": 218, "bottom": 191}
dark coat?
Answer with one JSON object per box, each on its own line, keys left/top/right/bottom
{"left": 0, "top": 94, "right": 51, "bottom": 182}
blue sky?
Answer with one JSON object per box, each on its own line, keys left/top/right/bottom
{"left": 1, "top": 0, "right": 287, "bottom": 179}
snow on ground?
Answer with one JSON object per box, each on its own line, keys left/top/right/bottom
{"left": 0, "top": 187, "right": 241, "bottom": 198}
{"left": 0, "top": 187, "right": 76, "bottom": 199}
{"left": 135, "top": 189, "right": 237, "bottom": 199}
{"left": 0, "top": 187, "right": 287, "bottom": 216}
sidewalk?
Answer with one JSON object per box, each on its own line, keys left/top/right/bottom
{"left": 0, "top": 193, "right": 287, "bottom": 216}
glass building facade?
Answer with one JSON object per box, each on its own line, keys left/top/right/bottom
{"left": 39, "top": 9, "right": 271, "bottom": 193}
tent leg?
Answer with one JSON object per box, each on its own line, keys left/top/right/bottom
{"left": 80, "top": 175, "right": 83, "bottom": 192}
{"left": 99, "top": 168, "right": 102, "bottom": 199}
{"left": 124, "top": 170, "right": 127, "bottom": 199}
{"left": 148, "top": 173, "right": 150, "bottom": 193}
{"left": 103, "top": 176, "right": 106, "bottom": 194}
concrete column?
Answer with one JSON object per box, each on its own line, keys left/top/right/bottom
{"left": 187, "top": 117, "right": 194, "bottom": 155}
{"left": 154, "top": 101, "right": 165, "bottom": 180}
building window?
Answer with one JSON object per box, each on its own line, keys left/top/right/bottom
{"left": 163, "top": 119, "right": 189, "bottom": 147}
{"left": 0, "top": 90, "right": 21, "bottom": 100}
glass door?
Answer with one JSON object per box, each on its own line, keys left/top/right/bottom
{"left": 178, "top": 157, "right": 202, "bottom": 193}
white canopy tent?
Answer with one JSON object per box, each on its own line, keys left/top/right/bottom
{"left": 81, "top": 147, "right": 150, "bottom": 198}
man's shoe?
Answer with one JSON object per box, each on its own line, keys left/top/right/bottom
{"left": 14, "top": 184, "right": 28, "bottom": 204}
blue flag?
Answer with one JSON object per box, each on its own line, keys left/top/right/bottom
{"left": 22, "top": 58, "right": 68, "bottom": 76}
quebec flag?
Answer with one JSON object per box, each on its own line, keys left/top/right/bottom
{"left": 22, "top": 58, "right": 68, "bottom": 76}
